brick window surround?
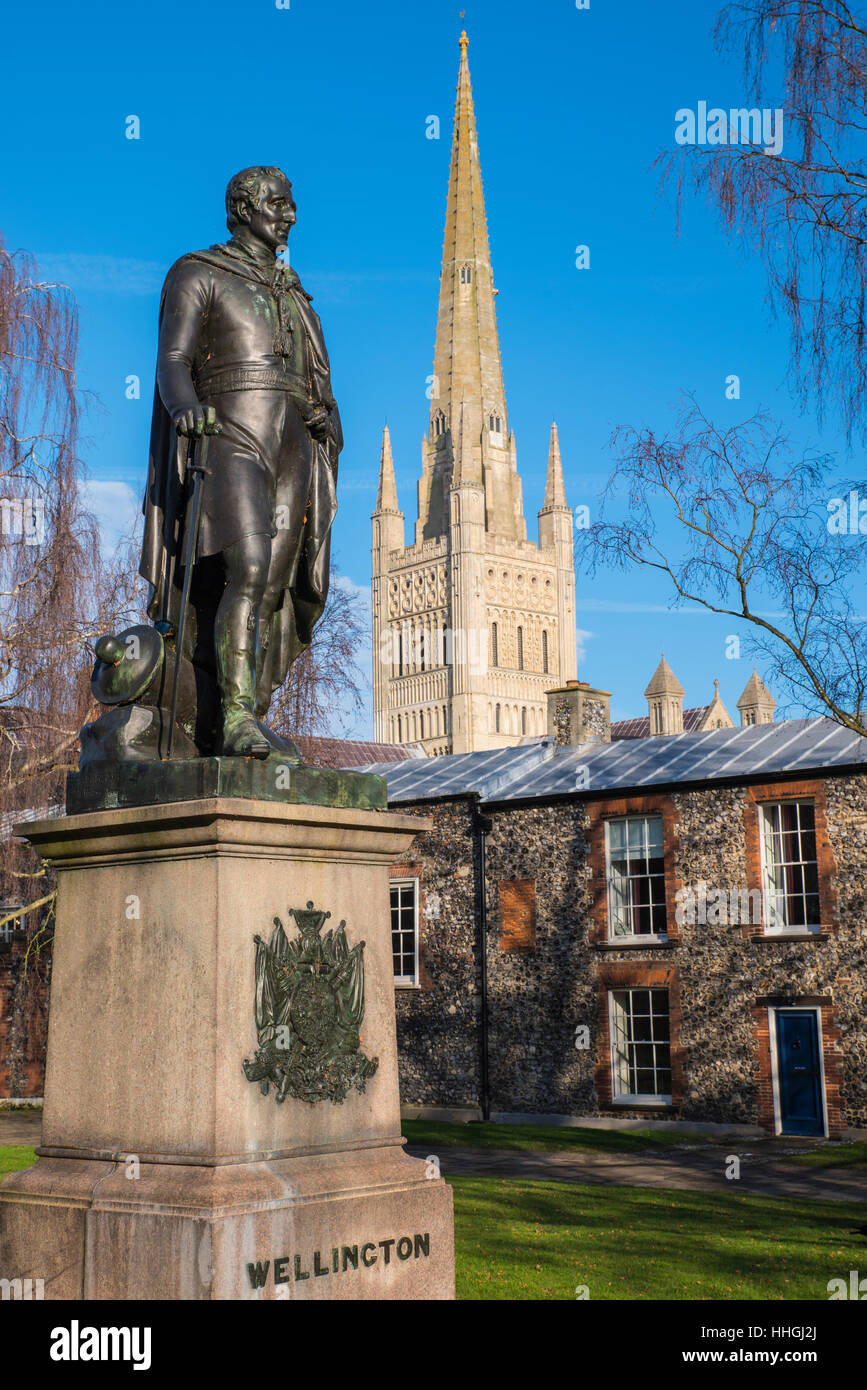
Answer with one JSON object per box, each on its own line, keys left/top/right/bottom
{"left": 586, "top": 795, "right": 682, "bottom": 945}
{"left": 595, "top": 961, "right": 684, "bottom": 1110}
{"left": 751, "top": 997, "right": 844, "bottom": 1137}
{"left": 742, "top": 780, "right": 837, "bottom": 939}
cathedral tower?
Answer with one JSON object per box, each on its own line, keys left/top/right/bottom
{"left": 371, "top": 31, "right": 578, "bottom": 753}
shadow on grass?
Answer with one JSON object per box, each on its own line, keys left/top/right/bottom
{"left": 403, "top": 1119, "right": 722, "bottom": 1155}
{"left": 449, "top": 1174, "right": 867, "bottom": 1301}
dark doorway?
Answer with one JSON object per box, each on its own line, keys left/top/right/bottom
{"left": 775, "top": 1010, "right": 824, "bottom": 1136}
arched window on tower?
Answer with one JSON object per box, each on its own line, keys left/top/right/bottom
{"left": 521, "top": 707, "right": 527, "bottom": 735}
{"left": 488, "top": 413, "right": 502, "bottom": 435}
{"left": 459, "top": 263, "right": 472, "bottom": 284}
{"left": 542, "top": 630, "right": 549, "bottom": 674}
{"left": 495, "top": 704, "right": 501, "bottom": 733}
{"left": 433, "top": 410, "right": 446, "bottom": 437}
{"left": 490, "top": 622, "right": 498, "bottom": 668}
{"left": 517, "top": 626, "right": 524, "bottom": 671}
{"left": 397, "top": 714, "right": 402, "bottom": 742}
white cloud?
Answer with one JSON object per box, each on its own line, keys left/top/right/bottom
{"left": 81, "top": 479, "right": 141, "bottom": 556}
{"left": 333, "top": 572, "right": 372, "bottom": 612}
{"left": 577, "top": 599, "right": 709, "bottom": 615}
{"left": 576, "top": 627, "right": 594, "bottom": 664}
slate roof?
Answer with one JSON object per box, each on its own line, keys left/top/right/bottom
{"left": 293, "top": 736, "right": 426, "bottom": 769}
{"left": 0, "top": 802, "right": 64, "bottom": 842}
{"left": 352, "top": 718, "right": 867, "bottom": 806}
{"left": 610, "top": 706, "right": 710, "bottom": 740}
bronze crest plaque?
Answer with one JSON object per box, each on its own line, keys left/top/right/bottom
{"left": 242, "top": 901, "right": 378, "bottom": 1104}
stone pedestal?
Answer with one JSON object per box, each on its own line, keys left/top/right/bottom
{"left": 0, "top": 795, "right": 454, "bottom": 1299}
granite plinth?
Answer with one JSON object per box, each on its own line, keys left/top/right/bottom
{"left": 66, "top": 755, "right": 386, "bottom": 815}
{"left": 0, "top": 797, "right": 454, "bottom": 1300}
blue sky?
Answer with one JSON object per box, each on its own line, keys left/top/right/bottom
{"left": 0, "top": 0, "right": 853, "bottom": 733}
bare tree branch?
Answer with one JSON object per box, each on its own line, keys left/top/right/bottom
{"left": 580, "top": 395, "right": 867, "bottom": 733}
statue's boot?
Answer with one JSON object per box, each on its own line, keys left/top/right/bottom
{"left": 217, "top": 599, "right": 270, "bottom": 759}
{"left": 252, "top": 615, "right": 305, "bottom": 764}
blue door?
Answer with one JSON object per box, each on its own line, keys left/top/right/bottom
{"left": 776, "top": 1010, "right": 824, "bottom": 1136}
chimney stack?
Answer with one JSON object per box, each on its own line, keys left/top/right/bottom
{"left": 546, "top": 681, "right": 612, "bottom": 746}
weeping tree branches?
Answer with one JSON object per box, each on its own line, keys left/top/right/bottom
{"left": 657, "top": 0, "right": 867, "bottom": 442}
{"left": 267, "top": 566, "right": 367, "bottom": 740}
{"left": 0, "top": 238, "right": 139, "bottom": 961}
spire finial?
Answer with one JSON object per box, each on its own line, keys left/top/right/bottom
{"left": 460, "top": 27, "right": 468, "bottom": 52}
{"left": 541, "top": 420, "right": 567, "bottom": 510}
{"left": 376, "top": 423, "right": 400, "bottom": 513}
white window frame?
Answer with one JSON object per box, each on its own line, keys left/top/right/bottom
{"left": 390, "top": 878, "right": 420, "bottom": 988}
{"left": 604, "top": 815, "right": 667, "bottom": 942}
{"left": 0, "top": 905, "right": 24, "bottom": 943}
{"left": 768, "top": 1005, "right": 828, "bottom": 1138}
{"left": 758, "top": 800, "right": 821, "bottom": 936}
{"left": 608, "top": 988, "right": 672, "bottom": 1105}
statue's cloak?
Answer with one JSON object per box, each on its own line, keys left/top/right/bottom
{"left": 139, "top": 249, "right": 342, "bottom": 687}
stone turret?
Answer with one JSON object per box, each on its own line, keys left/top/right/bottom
{"left": 737, "top": 667, "right": 776, "bottom": 726}
{"left": 644, "top": 653, "right": 685, "bottom": 735}
{"left": 371, "top": 426, "right": 405, "bottom": 742}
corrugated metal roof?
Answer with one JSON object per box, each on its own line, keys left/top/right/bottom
{"left": 352, "top": 718, "right": 867, "bottom": 805}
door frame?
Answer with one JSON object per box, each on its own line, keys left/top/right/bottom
{"left": 768, "top": 1005, "right": 828, "bottom": 1138}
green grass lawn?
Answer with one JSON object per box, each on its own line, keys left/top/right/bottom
{"left": 4, "top": 1144, "right": 864, "bottom": 1300}
{"left": 787, "top": 1141, "right": 867, "bottom": 1168}
{"left": 403, "top": 1118, "right": 722, "bottom": 1155}
{"left": 450, "top": 1174, "right": 867, "bottom": 1300}
{"left": 0, "top": 1146, "right": 36, "bottom": 1182}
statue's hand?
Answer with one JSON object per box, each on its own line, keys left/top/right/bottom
{"left": 308, "top": 408, "right": 339, "bottom": 445}
{"left": 305, "top": 407, "right": 330, "bottom": 442}
{"left": 173, "top": 404, "right": 222, "bottom": 438}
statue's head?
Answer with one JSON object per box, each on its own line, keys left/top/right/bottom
{"left": 225, "top": 167, "right": 296, "bottom": 252}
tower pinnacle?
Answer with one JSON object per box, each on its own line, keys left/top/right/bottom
{"left": 541, "top": 422, "right": 568, "bottom": 510}
{"left": 376, "top": 424, "right": 400, "bottom": 513}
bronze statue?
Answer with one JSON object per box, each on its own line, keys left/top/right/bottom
{"left": 82, "top": 167, "right": 342, "bottom": 765}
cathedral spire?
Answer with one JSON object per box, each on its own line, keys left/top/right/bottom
{"left": 419, "top": 30, "right": 522, "bottom": 539}
{"left": 542, "top": 422, "right": 568, "bottom": 509}
{"left": 376, "top": 424, "right": 400, "bottom": 513}
{"left": 372, "top": 30, "right": 577, "bottom": 754}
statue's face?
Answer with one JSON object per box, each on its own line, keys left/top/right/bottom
{"left": 242, "top": 175, "right": 296, "bottom": 252}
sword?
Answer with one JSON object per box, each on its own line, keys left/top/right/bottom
{"left": 165, "top": 429, "right": 213, "bottom": 759}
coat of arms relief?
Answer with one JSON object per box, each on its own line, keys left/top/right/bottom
{"left": 242, "top": 901, "right": 379, "bottom": 1105}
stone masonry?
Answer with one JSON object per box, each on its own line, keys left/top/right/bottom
{"left": 392, "top": 771, "right": 867, "bottom": 1133}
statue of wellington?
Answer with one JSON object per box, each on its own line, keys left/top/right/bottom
{"left": 138, "top": 166, "right": 342, "bottom": 760}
